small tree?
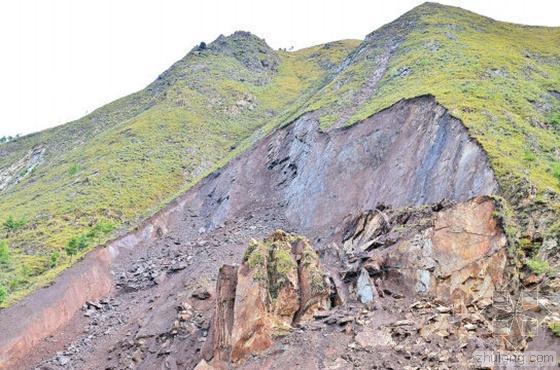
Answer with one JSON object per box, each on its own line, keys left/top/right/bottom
{"left": 65, "top": 234, "right": 90, "bottom": 258}
{"left": 65, "top": 242, "right": 79, "bottom": 258}
{"left": 86, "top": 221, "right": 116, "bottom": 244}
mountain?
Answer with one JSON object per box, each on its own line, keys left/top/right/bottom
{"left": 0, "top": 2, "right": 559, "bottom": 369}
{"left": 0, "top": 32, "right": 359, "bottom": 305}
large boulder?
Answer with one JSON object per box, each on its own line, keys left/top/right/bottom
{"left": 203, "top": 231, "right": 330, "bottom": 366}
{"left": 342, "top": 196, "right": 508, "bottom": 310}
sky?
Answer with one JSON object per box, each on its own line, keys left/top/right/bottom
{"left": 0, "top": 0, "right": 558, "bottom": 138}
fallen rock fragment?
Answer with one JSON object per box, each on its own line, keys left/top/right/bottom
{"left": 192, "top": 288, "right": 211, "bottom": 300}
{"left": 355, "top": 327, "right": 395, "bottom": 348}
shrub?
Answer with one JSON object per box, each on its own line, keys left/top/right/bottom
{"left": 86, "top": 221, "right": 116, "bottom": 239}
{"left": 68, "top": 164, "right": 81, "bottom": 176}
{"left": 526, "top": 258, "right": 553, "bottom": 276}
{"left": 549, "top": 321, "right": 560, "bottom": 337}
{"left": 3, "top": 216, "right": 27, "bottom": 232}
{"left": 64, "top": 222, "right": 116, "bottom": 258}
{"left": 65, "top": 235, "right": 89, "bottom": 257}
{"left": 64, "top": 243, "right": 78, "bottom": 257}
{"left": 49, "top": 251, "right": 61, "bottom": 268}
{"left": 552, "top": 163, "right": 560, "bottom": 181}
{"left": 549, "top": 112, "right": 560, "bottom": 128}
{"left": 522, "top": 150, "right": 536, "bottom": 162}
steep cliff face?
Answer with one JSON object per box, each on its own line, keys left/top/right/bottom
{"left": 188, "top": 95, "right": 497, "bottom": 235}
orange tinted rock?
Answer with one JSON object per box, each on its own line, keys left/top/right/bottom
{"left": 207, "top": 232, "right": 329, "bottom": 364}
{"left": 356, "top": 197, "right": 507, "bottom": 308}
{"left": 431, "top": 197, "right": 507, "bottom": 308}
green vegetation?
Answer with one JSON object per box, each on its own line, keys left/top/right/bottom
{"left": 3, "top": 216, "right": 27, "bottom": 233}
{"left": 0, "top": 284, "right": 7, "bottom": 304}
{"left": 65, "top": 235, "right": 89, "bottom": 257}
{"left": 549, "top": 111, "right": 560, "bottom": 128}
{"left": 0, "top": 241, "right": 11, "bottom": 267}
{"left": 552, "top": 163, "right": 560, "bottom": 182}
{"left": 243, "top": 230, "right": 323, "bottom": 300}
{"left": 302, "top": 3, "right": 560, "bottom": 202}
{"left": 549, "top": 321, "right": 560, "bottom": 337}
{"left": 294, "top": 3, "right": 560, "bottom": 276}
{"left": 0, "top": 33, "right": 358, "bottom": 306}
{"left": 526, "top": 258, "right": 554, "bottom": 276}
{"left": 0, "top": 135, "right": 19, "bottom": 144}
{"left": 68, "top": 164, "right": 81, "bottom": 176}
{"left": 49, "top": 251, "right": 60, "bottom": 268}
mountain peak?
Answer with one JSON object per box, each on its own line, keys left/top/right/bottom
{"left": 198, "top": 31, "right": 279, "bottom": 72}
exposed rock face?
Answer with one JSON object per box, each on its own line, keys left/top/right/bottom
{"left": 202, "top": 265, "right": 238, "bottom": 364}
{"left": 341, "top": 197, "right": 507, "bottom": 310}
{"left": 0, "top": 145, "right": 44, "bottom": 193}
{"left": 0, "top": 196, "right": 184, "bottom": 370}
{"left": 189, "top": 95, "right": 497, "bottom": 237}
{"left": 203, "top": 231, "right": 329, "bottom": 365}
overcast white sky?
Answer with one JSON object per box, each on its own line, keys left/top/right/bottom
{"left": 0, "top": 0, "right": 558, "bottom": 138}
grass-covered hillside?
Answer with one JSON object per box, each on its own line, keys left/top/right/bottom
{"left": 1, "top": 2, "right": 559, "bottom": 307}
{"left": 0, "top": 32, "right": 359, "bottom": 306}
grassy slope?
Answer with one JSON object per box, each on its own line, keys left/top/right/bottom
{"left": 0, "top": 34, "right": 359, "bottom": 306}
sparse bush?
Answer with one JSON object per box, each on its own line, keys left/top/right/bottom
{"left": 552, "top": 163, "right": 560, "bottom": 182}
{"left": 549, "top": 321, "right": 560, "bottom": 337}
{"left": 68, "top": 164, "right": 81, "bottom": 176}
{"left": 49, "top": 251, "right": 61, "bottom": 268}
{"left": 64, "top": 222, "right": 116, "bottom": 258}
{"left": 549, "top": 112, "right": 560, "bottom": 128}
{"left": 65, "top": 235, "right": 89, "bottom": 257}
{"left": 526, "top": 258, "right": 553, "bottom": 276}
{"left": 86, "top": 221, "right": 116, "bottom": 239}
{"left": 523, "top": 150, "right": 536, "bottom": 162}
{"left": 64, "top": 242, "right": 78, "bottom": 257}
{"left": 3, "top": 216, "right": 27, "bottom": 232}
